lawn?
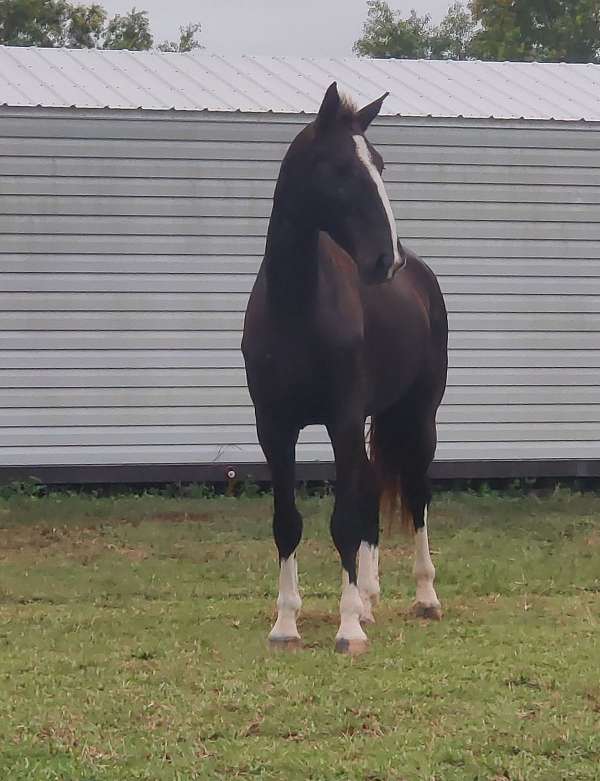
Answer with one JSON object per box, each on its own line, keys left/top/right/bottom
{"left": 0, "top": 487, "right": 599, "bottom": 780}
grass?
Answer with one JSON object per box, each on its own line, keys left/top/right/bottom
{"left": 0, "top": 487, "right": 599, "bottom": 780}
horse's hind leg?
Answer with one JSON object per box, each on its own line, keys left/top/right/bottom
{"left": 256, "top": 411, "right": 303, "bottom": 647}
{"left": 402, "top": 415, "right": 442, "bottom": 620}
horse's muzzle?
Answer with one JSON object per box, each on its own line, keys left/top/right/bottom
{"left": 387, "top": 258, "right": 406, "bottom": 280}
{"left": 370, "top": 252, "right": 395, "bottom": 284}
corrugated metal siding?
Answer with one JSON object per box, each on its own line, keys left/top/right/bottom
{"left": 2, "top": 48, "right": 600, "bottom": 122}
{"left": 1, "top": 106, "right": 599, "bottom": 469}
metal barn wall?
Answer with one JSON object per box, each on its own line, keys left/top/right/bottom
{"left": 1, "top": 106, "right": 599, "bottom": 480}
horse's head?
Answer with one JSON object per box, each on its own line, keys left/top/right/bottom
{"left": 280, "top": 82, "right": 402, "bottom": 284}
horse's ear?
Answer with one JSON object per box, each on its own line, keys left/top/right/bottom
{"left": 356, "top": 92, "right": 389, "bottom": 131}
{"left": 315, "top": 82, "right": 340, "bottom": 130}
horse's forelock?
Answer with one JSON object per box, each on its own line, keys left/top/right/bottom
{"left": 338, "top": 93, "right": 358, "bottom": 123}
{"left": 314, "top": 92, "right": 358, "bottom": 129}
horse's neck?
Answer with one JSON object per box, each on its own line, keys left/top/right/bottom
{"left": 264, "top": 199, "right": 319, "bottom": 316}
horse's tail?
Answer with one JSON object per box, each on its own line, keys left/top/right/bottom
{"left": 368, "top": 410, "right": 413, "bottom": 534}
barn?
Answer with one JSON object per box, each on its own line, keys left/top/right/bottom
{"left": 1, "top": 47, "right": 600, "bottom": 484}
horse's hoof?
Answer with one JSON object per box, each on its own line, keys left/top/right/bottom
{"left": 268, "top": 636, "right": 302, "bottom": 652}
{"left": 411, "top": 602, "right": 443, "bottom": 621}
{"left": 335, "top": 638, "right": 369, "bottom": 655}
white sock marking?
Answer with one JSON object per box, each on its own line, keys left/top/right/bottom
{"left": 357, "top": 541, "right": 380, "bottom": 621}
{"left": 413, "top": 508, "right": 440, "bottom": 607}
{"left": 269, "top": 554, "right": 302, "bottom": 640}
{"left": 336, "top": 570, "right": 368, "bottom": 641}
{"left": 372, "top": 545, "right": 380, "bottom": 602}
{"left": 353, "top": 134, "right": 401, "bottom": 275}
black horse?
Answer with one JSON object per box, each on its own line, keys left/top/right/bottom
{"left": 242, "top": 83, "right": 448, "bottom": 653}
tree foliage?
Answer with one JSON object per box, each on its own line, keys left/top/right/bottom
{"left": 353, "top": 0, "right": 475, "bottom": 59}
{"left": 354, "top": 0, "right": 600, "bottom": 62}
{"left": 353, "top": 2, "right": 434, "bottom": 58}
{"left": 430, "top": 2, "right": 476, "bottom": 59}
{"left": 0, "top": 0, "right": 70, "bottom": 46}
{"left": 470, "top": 0, "right": 600, "bottom": 63}
{"left": 0, "top": 0, "right": 203, "bottom": 51}
{"left": 157, "top": 21, "right": 202, "bottom": 53}
{"left": 66, "top": 2, "right": 105, "bottom": 48}
{"left": 102, "top": 6, "right": 151, "bottom": 49}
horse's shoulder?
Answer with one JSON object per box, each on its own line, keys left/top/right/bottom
{"left": 403, "top": 247, "right": 434, "bottom": 279}
{"left": 403, "top": 247, "right": 445, "bottom": 303}
{"left": 390, "top": 247, "right": 447, "bottom": 336}
{"left": 318, "top": 232, "right": 357, "bottom": 280}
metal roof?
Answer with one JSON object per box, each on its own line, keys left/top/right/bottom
{"left": 1, "top": 46, "right": 600, "bottom": 121}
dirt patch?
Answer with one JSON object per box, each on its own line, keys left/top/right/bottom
{"left": 151, "top": 511, "right": 211, "bottom": 524}
{"left": 0, "top": 525, "right": 99, "bottom": 556}
{"left": 342, "top": 708, "right": 385, "bottom": 737}
{"left": 379, "top": 544, "right": 413, "bottom": 562}
{"left": 585, "top": 687, "right": 600, "bottom": 713}
{"left": 105, "top": 544, "right": 149, "bottom": 562}
{"left": 37, "top": 723, "right": 79, "bottom": 750}
{"left": 0, "top": 525, "right": 151, "bottom": 566}
{"left": 36, "top": 722, "right": 117, "bottom": 763}
{"left": 298, "top": 610, "right": 339, "bottom": 627}
{"left": 585, "top": 532, "right": 600, "bottom": 547}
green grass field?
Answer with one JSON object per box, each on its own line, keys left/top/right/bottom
{"left": 0, "top": 488, "right": 599, "bottom": 780}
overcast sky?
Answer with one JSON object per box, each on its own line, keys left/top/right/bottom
{"left": 100, "top": 0, "right": 452, "bottom": 57}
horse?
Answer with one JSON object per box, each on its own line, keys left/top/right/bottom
{"left": 242, "top": 83, "right": 448, "bottom": 654}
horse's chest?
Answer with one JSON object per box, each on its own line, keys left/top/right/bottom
{"left": 250, "top": 339, "right": 324, "bottom": 392}
{"left": 245, "top": 328, "right": 347, "bottom": 420}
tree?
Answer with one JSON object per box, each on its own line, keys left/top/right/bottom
{"left": 0, "top": 0, "right": 70, "bottom": 46}
{"left": 430, "top": 1, "right": 476, "bottom": 59}
{"left": 470, "top": 0, "right": 600, "bottom": 63}
{"left": 0, "top": 0, "right": 179, "bottom": 51}
{"left": 66, "top": 2, "right": 105, "bottom": 48}
{"left": 354, "top": 0, "right": 600, "bottom": 62}
{"left": 102, "top": 6, "right": 152, "bottom": 50}
{"left": 157, "top": 21, "right": 202, "bottom": 53}
{"left": 353, "top": 1, "right": 433, "bottom": 58}
{"left": 353, "top": 0, "right": 475, "bottom": 59}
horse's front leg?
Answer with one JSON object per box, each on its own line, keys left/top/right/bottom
{"left": 327, "top": 413, "right": 380, "bottom": 654}
{"left": 256, "top": 411, "right": 303, "bottom": 648}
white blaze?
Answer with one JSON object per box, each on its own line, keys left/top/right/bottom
{"left": 353, "top": 134, "right": 401, "bottom": 273}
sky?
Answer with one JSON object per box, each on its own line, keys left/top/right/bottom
{"left": 100, "top": 0, "right": 452, "bottom": 57}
